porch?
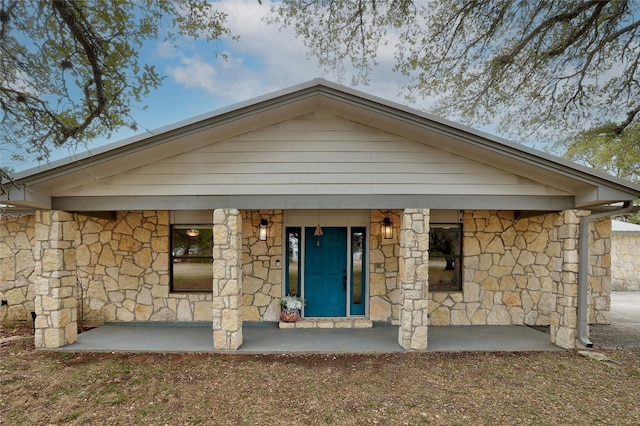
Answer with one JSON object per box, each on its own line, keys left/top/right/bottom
{"left": 57, "top": 322, "right": 562, "bottom": 353}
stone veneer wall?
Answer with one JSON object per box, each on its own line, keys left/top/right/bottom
{"left": 589, "top": 216, "right": 612, "bottom": 323}
{"left": 75, "top": 210, "right": 213, "bottom": 323}
{"left": 611, "top": 231, "right": 640, "bottom": 291}
{"left": 427, "top": 210, "right": 610, "bottom": 329}
{"left": 0, "top": 208, "right": 612, "bottom": 336}
{"left": 1, "top": 209, "right": 291, "bottom": 326}
{"left": 241, "top": 209, "right": 283, "bottom": 321}
{"left": 369, "top": 209, "right": 402, "bottom": 323}
{"left": 0, "top": 214, "right": 35, "bottom": 323}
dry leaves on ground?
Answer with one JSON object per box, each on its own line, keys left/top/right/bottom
{"left": 2, "top": 325, "right": 640, "bottom": 425}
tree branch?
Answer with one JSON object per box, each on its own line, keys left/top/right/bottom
{"left": 50, "top": 0, "right": 109, "bottom": 145}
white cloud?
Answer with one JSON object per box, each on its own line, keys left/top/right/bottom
{"left": 162, "top": 0, "right": 422, "bottom": 108}
{"left": 166, "top": 55, "right": 219, "bottom": 94}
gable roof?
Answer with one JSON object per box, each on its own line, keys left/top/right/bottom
{"left": 3, "top": 79, "right": 640, "bottom": 211}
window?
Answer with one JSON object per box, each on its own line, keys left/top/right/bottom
{"left": 350, "top": 227, "right": 366, "bottom": 315}
{"left": 171, "top": 225, "right": 213, "bottom": 292}
{"left": 285, "top": 227, "right": 301, "bottom": 296}
{"left": 429, "top": 224, "right": 462, "bottom": 291}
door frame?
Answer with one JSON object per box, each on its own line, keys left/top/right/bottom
{"left": 284, "top": 210, "right": 369, "bottom": 318}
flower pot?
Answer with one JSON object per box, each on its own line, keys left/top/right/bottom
{"left": 280, "top": 308, "right": 301, "bottom": 322}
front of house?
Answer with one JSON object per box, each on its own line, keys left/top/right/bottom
{"left": 2, "top": 80, "right": 639, "bottom": 351}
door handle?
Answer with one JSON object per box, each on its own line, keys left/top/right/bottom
{"left": 343, "top": 276, "right": 347, "bottom": 291}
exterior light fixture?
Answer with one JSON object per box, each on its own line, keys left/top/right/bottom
{"left": 383, "top": 217, "right": 393, "bottom": 239}
{"left": 314, "top": 223, "right": 324, "bottom": 246}
{"left": 314, "top": 210, "right": 324, "bottom": 246}
{"left": 186, "top": 228, "right": 200, "bottom": 237}
{"left": 258, "top": 219, "right": 268, "bottom": 241}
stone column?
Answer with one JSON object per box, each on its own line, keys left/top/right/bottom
{"left": 212, "top": 209, "right": 243, "bottom": 350}
{"left": 34, "top": 210, "right": 78, "bottom": 348}
{"left": 398, "top": 209, "right": 430, "bottom": 350}
{"left": 589, "top": 217, "right": 612, "bottom": 324}
{"left": 550, "top": 210, "right": 584, "bottom": 349}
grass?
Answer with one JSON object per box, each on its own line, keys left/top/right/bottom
{"left": 2, "top": 326, "right": 640, "bottom": 425}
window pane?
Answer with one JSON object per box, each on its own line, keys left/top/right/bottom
{"left": 352, "top": 229, "right": 364, "bottom": 305}
{"left": 428, "top": 257, "right": 461, "bottom": 291}
{"left": 172, "top": 259, "right": 214, "bottom": 292}
{"left": 286, "top": 228, "right": 300, "bottom": 296}
{"left": 171, "top": 225, "right": 213, "bottom": 292}
{"left": 429, "top": 224, "right": 462, "bottom": 291}
{"left": 172, "top": 226, "right": 213, "bottom": 257}
{"left": 429, "top": 225, "right": 460, "bottom": 257}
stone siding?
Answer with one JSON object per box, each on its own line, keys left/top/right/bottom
{"left": 0, "top": 208, "right": 613, "bottom": 348}
{"left": 611, "top": 232, "right": 640, "bottom": 291}
{"left": 73, "top": 210, "right": 214, "bottom": 324}
{"left": 369, "top": 209, "right": 402, "bottom": 323}
{"left": 429, "top": 210, "right": 564, "bottom": 326}
{"left": 428, "top": 211, "right": 610, "bottom": 331}
{"left": 0, "top": 214, "right": 35, "bottom": 323}
{"left": 589, "top": 216, "right": 612, "bottom": 323}
{"left": 241, "top": 210, "right": 283, "bottom": 322}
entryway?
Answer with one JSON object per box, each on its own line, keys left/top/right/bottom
{"left": 284, "top": 210, "right": 369, "bottom": 319}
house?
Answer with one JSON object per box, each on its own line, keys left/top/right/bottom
{"left": 1, "top": 79, "right": 639, "bottom": 351}
{"left": 611, "top": 220, "right": 640, "bottom": 291}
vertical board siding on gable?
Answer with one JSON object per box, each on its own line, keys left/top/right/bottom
{"left": 55, "top": 113, "right": 570, "bottom": 197}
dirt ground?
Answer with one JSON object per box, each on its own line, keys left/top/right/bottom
{"left": 2, "top": 324, "right": 640, "bottom": 425}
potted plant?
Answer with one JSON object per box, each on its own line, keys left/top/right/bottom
{"left": 279, "top": 295, "right": 304, "bottom": 322}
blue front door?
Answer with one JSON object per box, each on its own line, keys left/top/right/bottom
{"left": 304, "top": 227, "right": 347, "bottom": 317}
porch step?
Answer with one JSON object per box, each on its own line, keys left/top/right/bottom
{"left": 279, "top": 317, "right": 373, "bottom": 329}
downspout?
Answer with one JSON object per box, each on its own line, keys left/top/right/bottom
{"left": 578, "top": 201, "right": 633, "bottom": 348}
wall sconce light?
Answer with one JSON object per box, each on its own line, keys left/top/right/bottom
{"left": 186, "top": 228, "right": 200, "bottom": 237}
{"left": 383, "top": 217, "right": 393, "bottom": 239}
{"left": 258, "top": 218, "right": 268, "bottom": 241}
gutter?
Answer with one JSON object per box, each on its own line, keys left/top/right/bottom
{"left": 578, "top": 200, "right": 634, "bottom": 348}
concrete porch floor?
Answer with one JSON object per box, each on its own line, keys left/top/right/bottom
{"left": 58, "top": 322, "right": 563, "bottom": 353}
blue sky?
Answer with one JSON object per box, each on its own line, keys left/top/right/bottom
{"left": 6, "top": 0, "right": 497, "bottom": 172}
{"left": 126, "top": 0, "right": 422, "bottom": 130}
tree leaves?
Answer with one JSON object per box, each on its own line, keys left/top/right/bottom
{"left": 561, "top": 123, "right": 640, "bottom": 182}
{"left": 271, "top": 1, "right": 640, "bottom": 144}
{"left": 0, "top": 0, "right": 231, "bottom": 164}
